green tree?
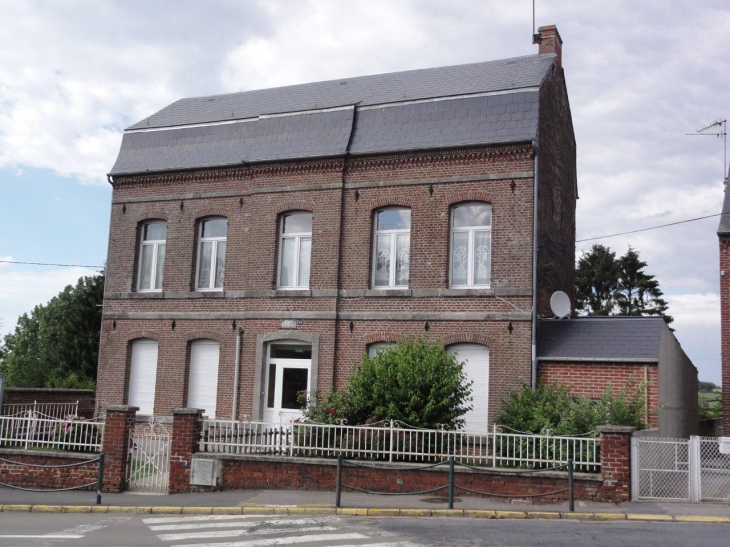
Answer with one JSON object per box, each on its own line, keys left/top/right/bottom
{"left": 575, "top": 244, "right": 671, "bottom": 323}
{"left": 616, "top": 247, "right": 672, "bottom": 323}
{"left": 0, "top": 273, "right": 104, "bottom": 389}
{"left": 304, "top": 337, "right": 473, "bottom": 429}
{"left": 575, "top": 244, "right": 619, "bottom": 315}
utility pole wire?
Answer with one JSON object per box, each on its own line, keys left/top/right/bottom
{"left": 0, "top": 260, "right": 104, "bottom": 269}
{"left": 576, "top": 211, "right": 726, "bottom": 243}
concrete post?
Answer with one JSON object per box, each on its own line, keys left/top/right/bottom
{"left": 101, "top": 405, "right": 138, "bottom": 493}
{"left": 169, "top": 408, "right": 204, "bottom": 493}
{"left": 598, "top": 425, "right": 635, "bottom": 502}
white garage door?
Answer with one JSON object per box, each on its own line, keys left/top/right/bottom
{"left": 188, "top": 340, "right": 220, "bottom": 418}
{"left": 128, "top": 339, "right": 158, "bottom": 415}
{"left": 448, "top": 343, "right": 489, "bottom": 432}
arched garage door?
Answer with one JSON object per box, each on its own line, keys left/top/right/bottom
{"left": 188, "top": 340, "right": 220, "bottom": 418}
{"left": 447, "top": 343, "right": 489, "bottom": 432}
{"left": 128, "top": 339, "right": 158, "bottom": 415}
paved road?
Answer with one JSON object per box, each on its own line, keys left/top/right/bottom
{"left": 0, "top": 513, "right": 728, "bottom": 547}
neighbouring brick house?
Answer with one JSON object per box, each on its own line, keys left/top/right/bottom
{"left": 96, "top": 26, "right": 579, "bottom": 431}
{"left": 717, "top": 165, "right": 730, "bottom": 435}
{"left": 538, "top": 316, "right": 698, "bottom": 437}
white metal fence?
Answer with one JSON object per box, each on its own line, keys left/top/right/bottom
{"left": 2, "top": 401, "right": 79, "bottom": 419}
{"left": 200, "top": 420, "right": 601, "bottom": 471}
{"left": 127, "top": 421, "right": 172, "bottom": 492}
{"left": 632, "top": 436, "right": 730, "bottom": 502}
{"left": 0, "top": 414, "right": 103, "bottom": 452}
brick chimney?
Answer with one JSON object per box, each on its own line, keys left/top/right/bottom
{"left": 534, "top": 25, "right": 563, "bottom": 67}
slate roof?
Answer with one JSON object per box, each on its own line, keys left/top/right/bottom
{"left": 537, "top": 317, "right": 664, "bottom": 362}
{"left": 110, "top": 54, "right": 554, "bottom": 176}
{"left": 717, "top": 165, "right": 730, "bottom": 235}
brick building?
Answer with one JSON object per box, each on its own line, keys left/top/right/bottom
{"left": 96, "top": 25, "right": 577, "bottom": 431}
{"left": 538, "top": 316, "right": 698, "bottom": 437}
{"left": 717, "top": 165, "right": 730, "bottom": 435}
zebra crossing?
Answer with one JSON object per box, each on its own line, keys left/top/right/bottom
{"left": 142, "top": 513, "right": 423, "bottom": 547}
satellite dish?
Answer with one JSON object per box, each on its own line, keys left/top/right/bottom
{"left": 550, "top": 291, "right": 571, "bottom": 318}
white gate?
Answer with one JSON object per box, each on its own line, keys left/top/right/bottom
{"left": 632, "top": 436, "right": 730, "bottom": 502}
{"left": 127, "top": 421, "right": 171, "bottom": 492}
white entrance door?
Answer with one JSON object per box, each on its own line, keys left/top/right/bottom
{"left": 128, "top": 339, "right": 158, "bottom": 415}
{"left": 263, "top": 345, "right": 311, "bottom": 427}
{"left": 448, "top": 343, "right": 490, "bottom": 432}
{"left": 188, "top": 340, "right": 220, "bottom": 418}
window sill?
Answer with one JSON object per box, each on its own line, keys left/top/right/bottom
{"left": 274, "top": 289, "right": 312, "bottom": 298}
{"left": 364, "top": 289, "right": 412, "bottom": 297}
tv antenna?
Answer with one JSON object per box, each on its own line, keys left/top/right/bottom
{"left": 531, "top": 0, "right": 540, "bottom": 44}
{"left": 687, "top": 119, "right": 727, "bottom": 184}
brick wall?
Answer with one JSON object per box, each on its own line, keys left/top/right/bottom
{"left": 2, "top": 388, "right": 96, "bottom": 418}
{"left": 0, "top": 450, "right": 100, "bottom": 490}
{"left": 211, "top": 456, "right": 602, "bottom": 503}
{"left": 538, "top": 361, "right": 659, "bottom": 428}
{"left": 169, "top": 408, "right": 204, "bottom": 493}
{"left": 719, "top": 236, "right": 730, "bottom": 435}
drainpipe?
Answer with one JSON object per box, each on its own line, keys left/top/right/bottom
{"left": 231, "top": 327, "right": 242, "bottom": 421}
{"left": 531, "top": 141, "right": 539, "bottom": 389}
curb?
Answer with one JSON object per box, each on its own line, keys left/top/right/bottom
{"left": 0, "top": 504, "right": 729, "bottom": 523}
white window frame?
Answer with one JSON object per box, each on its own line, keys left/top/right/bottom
{"left": 449, "top": 203, "right": 492, "bottom": 289}
{"left": 137, "top": 221, "right": 166, "bottom": 292}
{"left": 195, "top": 217, "right": 227, "bottom": 292}
{"left": 367, "top": 342, "right": 397, "bottom": 358}
{"left": 372, "top": 207, "right": 410, "bottom": 289}
{"left": 277, "top": 212, "right": 312, "bottom": 290}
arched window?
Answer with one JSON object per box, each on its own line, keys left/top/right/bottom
{"left": 196, "top": 217, "right": 227, "bottom": 291}
{"left": 450, "top": 203, "right": 491, "bottom": 288}
{"left": 278, "top": 212, "right": 312, "bottom": 289}
{"left": 138, "top": 221, "right": 166, "bottom": 291}
{"left": 367, "top": 341, "right": 396, "bottom": 358}
{"left": 372, "top": 208, "right": 410, "bottom": 288}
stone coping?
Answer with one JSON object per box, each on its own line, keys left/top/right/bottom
{"left": 191, "top": 453, "right": 601, "bottom": 481}
{"left": 0, "top": 448, "right": 100, "bottom": 460}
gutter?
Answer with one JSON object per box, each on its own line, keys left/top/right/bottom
{"left": 531, "top": 140, "right": 539, "bottom": 389}
{"left": 231, "top": 327, "right": 242, "bottom": 421}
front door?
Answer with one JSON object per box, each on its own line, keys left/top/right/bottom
{"left": 263, "top": 344, "right": 311, "bottom": 427}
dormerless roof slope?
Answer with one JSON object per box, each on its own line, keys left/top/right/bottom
{"left": 111, "top": 54, "right": 555, "bottom": 176}
{"left": 537, "top": 317, "right": 664, "bottom": 362}
{"left": 717, "top": 166, "right": 730, "bottom": 235}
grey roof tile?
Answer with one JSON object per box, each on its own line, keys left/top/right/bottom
{"left": 537, "top": 317, "right": 664, "bottom": 361}
{"left": 717, "top": 166, "right": 730, "bottom": 234}
{"left": 128, "top": 54, "right": 554, "bottom": 131}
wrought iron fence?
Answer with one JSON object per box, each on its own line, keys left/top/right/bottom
{"left": 0, "top": 414, "right": 103, "bottom": 452}
{"left": 2, "top": 401, "right": 79, "bottom": 419}
{"left": 200, "top": 419, "right": 601, "bottom": 471}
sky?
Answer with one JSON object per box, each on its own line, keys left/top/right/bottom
{"left": 0, "top": 0, "right": 728, "bottom": 383}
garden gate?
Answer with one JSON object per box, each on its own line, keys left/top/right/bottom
{"left": 126, "top": 420, "right": 171, "bottom": 492}
{"left": 632, "top": 436, "right": 730, "bottom": 502}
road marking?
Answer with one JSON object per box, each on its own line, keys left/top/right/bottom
{"left": 159, "top": 526, "right": 337, "bottom": 541}
{"left": 145, "top": 515, "right": 264, "bottom": 524}
{"left": 151, "top": 518, "right": 333, "bottom": 531}
{"left": 175, "top": 532, "right": 370, "bottom": 547}
{"left": 0, "top": 535, "right": 84, "bottom": 539}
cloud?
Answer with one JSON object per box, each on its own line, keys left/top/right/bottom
{"left": 0, "top": 266, "right": 99, "bottom": 336}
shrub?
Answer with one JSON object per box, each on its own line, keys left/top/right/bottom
{"left": 303, "top": 337, "right": 473, "bottom": 429}
{"left": 494, "top": 380, "right": 647, "bottom": 435}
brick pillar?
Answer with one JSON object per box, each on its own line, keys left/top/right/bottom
{"left": 101, "top": 405, "right": 138, "bottom": 493}
{"left": 719, "top": 235, "right": 730, "bottom": 436}
{"left": 598, "top": 425, "right": 634, "bottom": 502}
{"left": 169, "top": 408, "right": 204, "bottom": 493}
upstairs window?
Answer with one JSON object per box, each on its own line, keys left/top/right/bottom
{"left": 372, "top": 208, "right": 410, "bottom": 288}
{"left": 450, "top": 203, "right": 491, "bottom": 288}
{"left": 278, "top": 212, "right": 312, "bottom": 289}
{"left": 196, "top": 217, "right": 227, "bottom": 291}
{"left": 138, "top": 221, "right": 166, "bottom": 291}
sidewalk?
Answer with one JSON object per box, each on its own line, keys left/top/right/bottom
{"left": 1, "top": 487, "right": 728, "bottom": 522}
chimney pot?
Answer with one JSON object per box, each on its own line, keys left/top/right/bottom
{"left": 536, "top": 25, "right": 563, "bottom": 68}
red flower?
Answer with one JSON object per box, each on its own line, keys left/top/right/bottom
{"left": 328, "top": 408, "right": 336, "bottom": 415}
